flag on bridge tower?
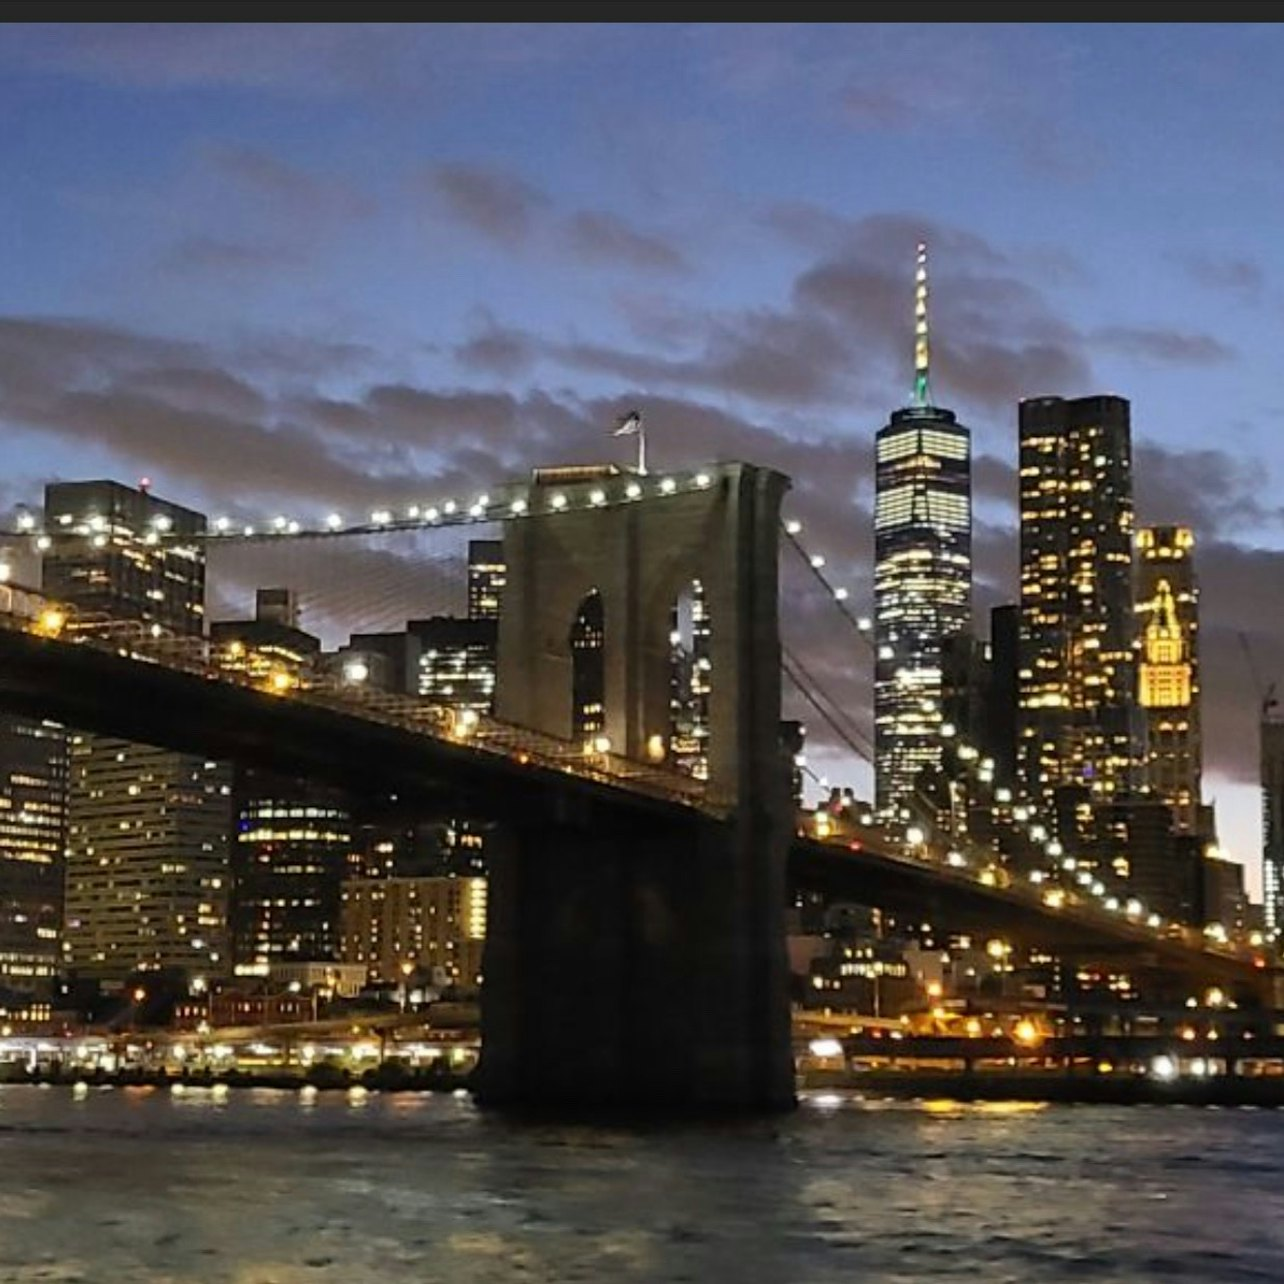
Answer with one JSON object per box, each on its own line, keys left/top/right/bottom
{"left": 611, "top": 409, "right": 647, "bottom": 475}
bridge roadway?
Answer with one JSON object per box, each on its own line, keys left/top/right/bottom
{"left": 0, "top": 621, "right": 1267, "bottom": 992}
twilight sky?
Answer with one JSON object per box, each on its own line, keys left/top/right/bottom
{"left": 1, "top": 23, "right": 1281, "bottom": 894}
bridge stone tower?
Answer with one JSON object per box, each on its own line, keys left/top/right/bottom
{"left": 474, "top": 461, "right": 796, "bottom": 1111}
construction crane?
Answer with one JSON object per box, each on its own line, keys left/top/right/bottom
{"left": 1238, "top": 631, "right": 1279, "bottom": 719}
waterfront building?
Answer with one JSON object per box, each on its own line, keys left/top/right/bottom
{"left": 340, "top": 875, "right": 487, "bottom": 992}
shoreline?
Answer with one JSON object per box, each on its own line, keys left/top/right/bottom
{"left": 7, "top": 1066, "right": 1284, "bottom": 1107}
{"left": 806, "top": 1069, "right": 1284, "bottom": 1107}
{"left": 0, "top": 1066, "right": 474, "bottom": 1094}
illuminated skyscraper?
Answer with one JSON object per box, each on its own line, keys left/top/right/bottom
{"left": 1136, "top": 526, "right": 1203, "bottom": 833}
{"left": 874, "top": 244, "right": 972, "bottom": 814}
{"left": 0, "top": 717, "right": 66, "bottom": 997}
{"left": 669, "top": 579, "right": 711, "bottom": 779}
{"left": 44, "top": 480, "right": 232, "bottom": 985}
{"left": 1263, "top": 712, "right": 1284, "bottom": 936}
{"left": 1017, "top": 395, "right": 1140, "bottom": 812}
{"left": 230, "top": 777, "right": 356, "bottom": 975}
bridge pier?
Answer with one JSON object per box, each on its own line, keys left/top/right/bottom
{"left": 473, "top": 799, "right": 795, "bottom": 1113}
{"left": 475, "top": 461, "right": 795, "bottom": 1112}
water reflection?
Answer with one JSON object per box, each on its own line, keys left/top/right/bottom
{"left": 0, "top": 1086, "right": 1281, "bottom": 1281}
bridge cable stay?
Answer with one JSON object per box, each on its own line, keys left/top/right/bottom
{"left": 203, "top": 523, "right": 481, "bottom": 649}
{"left": 779, "top": 644, "right": 874, "bottom": 769}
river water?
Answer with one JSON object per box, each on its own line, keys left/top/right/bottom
{"left": 1, "top": 1084, "right": 1282, "bottom": 1282}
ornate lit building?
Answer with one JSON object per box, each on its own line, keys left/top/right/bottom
{"left": 1136, "top": 526, "right": 1203, "bottom": 833}
{"left": 874, "top": 243, "right": 972, "bottom": 814}
{"left": 1017, "top": 394, "right": 1140, "bottom": 813}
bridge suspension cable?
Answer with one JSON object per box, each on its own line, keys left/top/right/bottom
{"left": 780, "top": 644, "right": 874, "bottom": 770}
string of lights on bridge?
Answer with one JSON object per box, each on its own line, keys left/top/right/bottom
{"left": 4, "top": 467, "right": 726, "bottom": 548}
{"left": 773, "top": 510, "right": 1251, "bottom": 960}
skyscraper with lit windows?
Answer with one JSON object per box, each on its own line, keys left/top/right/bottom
{"left": 874, "top": 244, "right": 972, "bottom": 814}
{"left": 43, "top": 480, "right": 233, "bottom": 986}
{"left": 0, "top": 716, "right": 66, "bottom": 998}
{"left": 1136, "top": 526, "right": 1203, "bottom": 833}
{"left": 1262, "top": 712, "right": 1284, "bottom": 936}
{"left": 1017, "top": 394, "right": 1140, "bottom": 813}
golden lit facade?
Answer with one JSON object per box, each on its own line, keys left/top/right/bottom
{"left": 1136, "top": 526, "right": 1201, "bottom": 832}
{"left": 1017, "top": 395, "right": 1140, "bottom": 811}
{"left": 874, "top": 408, "right": 972, "bottom": 813}
{"left": 340, "top": 875, "right": 487, "bottom": 990}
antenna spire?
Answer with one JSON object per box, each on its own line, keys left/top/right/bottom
{"left": 913, "top": 240, "right": 931, "bottom": 408}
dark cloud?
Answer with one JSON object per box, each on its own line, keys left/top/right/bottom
{"left": 0, "top": 24, "right": 600, "bottom": 98}
{"left": 454, "top": 321, "right": 537, "bottom": 378}
{"left": 973, "top": 453, "right": 1017, "bottom": 516}
{"left": 444, "top": 212, "right": 1100, "bottom": 422}
{"left": 1134, "top": 441, "right": 1282, "bottom": 539}
{"left": 1092, "top": 326, "right": 1234, "bottom": 366}
{"left": 839, "top": 85, "right": 916, "bottom": 129}
{"left": 564, "top": 212, "right": 689, "bottom": 275}
{"left": 426, "top": 163, "right": 549, "bottom": 246}
{"left": 1191, "top": 544, "right": 1284, "bottom": 791}
{"left": 208, "top": 144, "right": 373, "bottom": 226}
{"left": 1171, "top": 250, "right": 1265, "bottom": 296}
{"left": 162, "top": 236, "right": 305, "bottom": 276}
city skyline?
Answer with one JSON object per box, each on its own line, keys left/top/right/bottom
{"left": 1, "top": 24, "right": 1283, "bottom": 889}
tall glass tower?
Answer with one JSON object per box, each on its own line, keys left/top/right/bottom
{"left": 874, "top": 244, "right": 972, "bottom": 816}
{"left": 1017, "top": 395, "right": 1140, "bottom": 813}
